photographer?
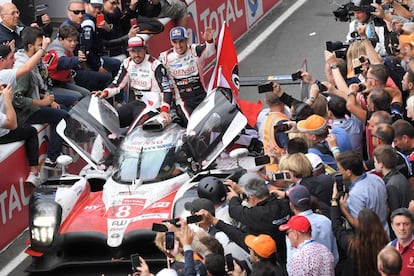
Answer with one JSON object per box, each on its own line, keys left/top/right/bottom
{"left": 346, "top": 0, "right": 387, "bottom": 56}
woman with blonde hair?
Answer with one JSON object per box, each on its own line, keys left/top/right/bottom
{"left": 406, "top": 94, "right": 414, "bottom": 120}
{"left": 346, "top": 40, "right": 367, "bottom": 79}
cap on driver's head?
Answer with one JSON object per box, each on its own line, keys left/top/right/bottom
{"left": 87, "top": 0, "right": 103, "bottom": 7}
{"left": 127, "top": 36, "right": 146, "bottom": 50}
{"left": 184, "top": 198, "right": 215, "bottom": 215}
{"left": 170, "top": 26, "right": 188, "bottom": 41}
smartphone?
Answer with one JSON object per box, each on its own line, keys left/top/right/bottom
{"left": 79, "top": 45, "right": 86, "bottom": 55}
{"left": 152, "top": 223, "right": 168, "bottom": 232}
{"left": 291, "top": 71, "right": 302, "bottom": 81}
{"left": 162, "top": 218, "right": 180, "bottom": 226}
{"left": 130, "top": 253, "right": 140, "bottom": 272}
{"left": 315, "top": 80, "right": 328, "bottom": 92}
{"left": 272, "top": 172, "right": 291, "bottom": 181}
{"left": 186, "top": 214, "right": 203, "bottom": 224}
{"left": 165, "top": 231, "right": 175, "bottom": 250}
{"left": 254, "top": 155, "right": 270, "bottom": 166}
{"left": 96, "top": 13, "right": 104, "bottom": 26}
{"left": 354, "top": 65, "right": 363, "bottom": 75}
{"left": 258, "top": 82, "right": 273, "bottom": 94}
{"left": 225, "top": 254, "right": 234, "bottom": 271}
{"left": 130, "top": 18, "right": 138, "bottom": 27}
{"left": 334, "top": 173, "right": 344, "bottom": 191}
{"left": 274, "top": 123, "right": 292, "bottom": 133}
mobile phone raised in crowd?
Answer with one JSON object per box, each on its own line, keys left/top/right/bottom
{"left": 152, "top": 223, "right": 168, "bottom": 232}
{"left": 225, "top": 254, "right": 234, "bottom": 271}
{"left": 272, "top": 172, "right": 291, "bottom": 182}
{"left": 334, "top": 173, "right": 344, "bottom": 191}
{"left": 186, "top": 214, "right": 203, "bottom": 224}
{"left": 257, "top": 82, "right": 274, "bottom": 94}
{"left": 274, "top": 123, "right": 292, "bottom": 133}
{"left": 130, "top": 18, "right": 138, "bottom": 27}
{"left": 96, "top": 13, "right": 104, "bottom": 26}
{"left": 254, "top": 155, "right": 271, "bottom": 166}
{"left": 165, "top": 231, "right": 175, "bottom": 250}
{"left": 291, "top": 71, "right": 302, "bottom": 81}
{"left": 130, "top": 253, "right": 141, "bottom": 272}
{"left": 315, "top": 80, "right": 328, "bottom": 92}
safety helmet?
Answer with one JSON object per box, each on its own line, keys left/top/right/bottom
{"left": 197, "top": 176, "right": 226, "bottom": 204}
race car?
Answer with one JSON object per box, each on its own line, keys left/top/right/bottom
{"left": 25, "top": 89, "right": 257, "bottom": 272}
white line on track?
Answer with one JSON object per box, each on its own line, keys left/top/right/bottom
{"left": 0, "top": 1, "right": 307, "bottom": 275}
{"left": 238, "top": 0, "right": 308, "bottom": 62}
{"left": 1, "top": 248, "right": 29, "bottom": 275}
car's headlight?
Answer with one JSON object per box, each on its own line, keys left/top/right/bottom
{"left": 29, "top": 200, "right": 62, "bottom": 250}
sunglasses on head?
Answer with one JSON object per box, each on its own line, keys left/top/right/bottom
{"left": 69, "top": 9, "right": 86, "bottom": 15}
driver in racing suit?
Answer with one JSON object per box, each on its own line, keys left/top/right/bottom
{"left": 159, "top": 26, "right": 215, "bottom": 127}
{"left": 95, "top": 36, "right": 172, "bottom": 128}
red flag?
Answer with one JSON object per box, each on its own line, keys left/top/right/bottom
{"left": 208, "top": 22, "right": 262, "bottom": 127}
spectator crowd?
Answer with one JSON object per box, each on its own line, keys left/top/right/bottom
{"left": 1, "top": 0, "right": 414, "bottom": 275}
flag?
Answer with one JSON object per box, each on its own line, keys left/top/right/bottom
{"left": 208, "top": 22, "right": 262, "bottom": 127}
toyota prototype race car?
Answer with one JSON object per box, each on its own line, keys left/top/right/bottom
{"left": 25, "top": 89, "right": 262, "bottom": 272}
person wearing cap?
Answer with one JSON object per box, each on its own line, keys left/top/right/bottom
{"left": 159, "top": 26, "right": 215, "bottom": 127}
{"left": 346, "top": 0, "right": 387, "bottom": 56}
{"left": 59, "top": 0, "right": 114, "bottom": 92}
{"left": 284, "top": 185, "right": 339, "bottom": 268}
{"left": 244, "top": 234, "right": 287, "bottom": 275}
{"left": 297, "top": 114, "right": 352, "bottom": 170}
{"left": 388, "top": 208, "right": 414, "bottom": 276}
{"left": 95, "top": 35, "right": 172, "bottom": 128}
{"left": 80, "top": 0, "right": 122, "bottom": 76}
{"left": 279, "top": 215, "right": 334, "bottom": 275}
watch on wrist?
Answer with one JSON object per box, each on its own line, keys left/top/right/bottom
{"left": 330, "top": 64, "right": 338, "bottom": 70}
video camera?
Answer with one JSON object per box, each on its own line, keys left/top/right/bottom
{"left": 326, "top": 41, "right": 349, "bottom": 60}
{"left": 333, "top": 2, "right": 354, "bottom": 22}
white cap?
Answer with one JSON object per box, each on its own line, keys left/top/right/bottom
{"left": 305, "top": 153, "right": 324, "bottom": 171}
{"left": 156, "top": 268, "right": 178, "bottom": 276}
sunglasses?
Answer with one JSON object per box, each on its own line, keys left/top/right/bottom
{"left": 69, "top": 9, "right": 86, "bottom": 15}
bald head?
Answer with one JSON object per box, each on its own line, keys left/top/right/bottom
{"left": 377, "top": 246, "right": 402, "bottom": 275}
{"left": 0, "top": 3, "right": 20, "bottom": 29}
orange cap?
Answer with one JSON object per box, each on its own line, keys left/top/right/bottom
{"left": 244, "top": 234, "right": 276, "bottom": 258}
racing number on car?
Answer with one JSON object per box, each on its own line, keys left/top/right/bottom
{"left": 115, "top": 206, "right": 131, "bottom": 218}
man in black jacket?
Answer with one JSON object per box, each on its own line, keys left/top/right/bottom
{"left": 198, "top": 174, "right": 290, "bottom": 263}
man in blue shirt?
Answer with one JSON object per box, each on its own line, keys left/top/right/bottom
{"left": 336, "top": 151, "right": 388, "bottom": 233}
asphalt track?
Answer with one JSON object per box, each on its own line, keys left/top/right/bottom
{"left": 0, "top": 0, "right": 349, "bottom": 275}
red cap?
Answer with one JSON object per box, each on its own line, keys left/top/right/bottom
{"left": 279, "top": 215, "right": 311, "bottom": 233}
{"left": 128, "top": 36, "right": 146, "bottom": 50}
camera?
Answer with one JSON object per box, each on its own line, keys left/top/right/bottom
{"left": 334, "top": 173, "right": 348, "bottom": 193}
{"left": 333, "top": 2, "right": 354, "bottom": 22}
{"left": 326, "top": 41, "right": 349, "bottom": 60}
